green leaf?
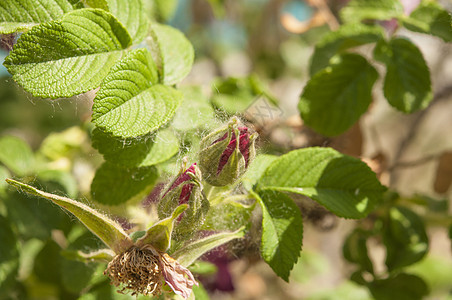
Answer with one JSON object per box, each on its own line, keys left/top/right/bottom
{"left": 255, "top": 190, "right": 303, "bottom": 282}
{"left": 0, "top": 135, "right": 34, "bottom": 176}
{"left": 0, "top": 215, "right": 19, "bottom": 291}
{"left": 62, "top": 248, "right": 115, "bottom": 262}
{"left": 202, "top": 201, "right": 253, "bottom": 231}
{"left": 172, "top": 86, "right": 215, "bottom": 131}
{"left": 0, "top": 166, "right": 10, "bottom": 196}
{"left": 374, "top": 38, "right": 432, "bottom": 113}
{"left": 6, "top": 178, "right": 133, "bottom": 253}
{"left": 82, "top": 0, "right": 109, "bottom": 10}
{"left": 0, "top": 0, "right": 74, "bottom": 34}
{"left": 192, "top": 282, "right": 210, "bottom": 300}
{"left": 384, "top": 206, "right": 428, "bottom": 271}
{"left": 4, "top": 8, "right": 131, "bottom": 99}
{"left": 138, "top": 129, "right": 179, "bottom": 167}
{"left": 369, "top": 273, "right": 429, "bottom": 300}
{"left": 340, "top": 0, "right": 403, "bottom": 23}
{"left": 92, "top": 50, "right": 181, "bottom": 137}
{"left": 107, "top": 0, "right": 150, "bottom": 43}
{"left": 90, "top": 162, "right": 158, "bottom": 205}
{"left": 299, "top": 54, "right": 378, "bottom": 136}
{"left": 310, "top": 23, "right": 384, "bottom": 75}
{"left": 401, "top": 2, "right": 452, "bottom": 42}
{"left": 37, "top": 169, "right": 78, "bottom": 198}
{"left": 136, "top": 204, "right": 187, "bottom": 251}
{"left": 257, "top": 147, "right": 386, "bottom": 219}
{"left": 148, "top": 23, "right": 194, "bottom": 85}
{"left": 241, "top": 154, "right": 278, "bottom": 191}
{"left": 172, "top": 227, "right": 245, "bottom": 267}
{"left": 343, "top": 229, "right": 374, "bottom": 273}
{"left": 153, "top": 0, "right": 179, "bottom": 21}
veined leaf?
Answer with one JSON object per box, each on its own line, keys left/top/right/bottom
{"left": 242, "top": 154, "right": 278, "bottom": 191}
{"left": 4, "top": 8, "right": 131, "bottom": 99}
{"left": 374, "top": 38, "right": 432, "bottom": 113}
{"left": 148, "top": 23, "right": 194, "bottom": 85}
{"left": 0, "top": 0, "right": 74, "bottom": 34}
{"left": 310, "top": 23, "right": 384, "bottom": 75}
{"left": 172, "top": 228, "right": 245, "bottom": 267}
{"left": 5, "top": 178, "right": 133, "bottom": 254}
{"left": 92, "top": 48, "right": 181, "bottom": 138}
{"left": 401, "top": 2, "right": 452, "bottom": 42}
{"left": 107, "top": 0, "right": 150, "bottom": 43}
{"left": 90, "top": 162, "right": 158, "bottom": 205}
{"left": 340, "top": 0, "right": 403, "bottom": 23}
{"left": 257, "top": 147, "right": 386, "bottom": 219}
{"left": 299, "top": 54, "right": 378, "bottom": 136}
{"left": 82, "top": 0, "right": 109, "bottom": 10}
{"left": 136, "top": 204, "right": 188, "bottom": 252}
{"left": 256, "top": 190, "right": 303, "bottom": 282}
{"left": 138, "top": 129, "right": 179, "bottom": 167}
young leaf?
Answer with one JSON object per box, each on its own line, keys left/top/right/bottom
{"left": 255, "top": 190, "right": 303, "bottom": 282}
{"left": 90, "top": 162, "right": 158, "bottom": 205}
{"left": 310, "top": 23, "right": 384, "bottom": 75}
{"left": 148, "top": 23, "right": 195, "bottom": 85}
{"left": 172, "top": 228, "right": 245, "bottom": 267}
{"left": 257, "top": 147, "right": 386, "bottom": 219}
{"left": 0, "top": 0, "right": 74, "bottom": 34}
{"left": 4, "top": 8, "right": 131, "bottom": 99}
{"left": 5, "top": 178, "right": 133, "bottom": 253}
{"left": 136, "top": 204, "right": 188, "bottom": 252}
{"left": 107, "top": 0, "right": 150, "bottom": 43}
{"left": 340, "top": 0, "right": 403, "bottom": 23}
{"left": 374, "top": 38, "right": 432, "bottom": 113}
{"left": 299, "top": 54, "right": 378, "bottom": 136}
{"left": 0, "top": 135, "right": 34, "bottom": 176}
{"left": 384, "top": 206, "right": 428, "bottom": 271}
{"left": 369, "top": 273, "right": 429, "bottom": 300}
{"left": 401, "top": 2, "right": 452, "bottom": 42}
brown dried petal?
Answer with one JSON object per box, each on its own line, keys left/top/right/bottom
{"left": 161, "top": 253, "right": 198, "bottom": 299}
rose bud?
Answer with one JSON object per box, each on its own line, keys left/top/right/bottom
{"left": 158, "top": 162, "right": 209, "bottom": 238}
{"left": 198, "top": 117, "right": 258, "bottom": 186}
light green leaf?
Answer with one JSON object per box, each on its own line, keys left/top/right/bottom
{"left": 37, "top": 169, "right": 78, "bottom": 198}
{"left": 310, "top": 23, "right": 384, "bottom": 75}
{"left": 257, "top": 147, "right": 386, "bottom": 219}
{"left": 384, "top": 206, "right": 428, "bottom": 271}
{"left": 374, "top": 38, "right": 432, "bottom": 113}
{"left": 369, "top": 273, "right": 429, "bottom": 300}
{"left": 6, "top": 178, "right": 133, "bottom": 254}
{"left": 153, "top": 0, "right": 179, "bottom": 21}
{"left": 202, "top": 201, "right": 253, "bottom": 231}
{"left": 0, "top": 166, "right": 10, "bottom": 196}
{"left": 148, "top": 23, "right": 194, "bottom": 85}
{"left": 138, "top": 129, "right": 179, "bottom": 167}
{"left": 90, "top": 162, "right": 158, "bottom": 205}
{"left": 62, "top": 248, "right": 115, "bottom": 262}
{"left": 107, "top": 0, "right": 150, "bottom": 43}
{"left": 172, "top": 228, "right": 245, "bottom": 267}
{"left": 340, "top": 0, "right": 403, "bottom": 23}
{"left": 0, "top": 0, "right": 74, "bottom": 34}
{"left": 401, "top": 2, "right": 452, "bottom": 42}
{"left": 242, "top": 154, "right": 278, "bottom": 191}
{"left": 4, "top": 8, "right": 131, "bottom": 99}
{"left": 0, "top": 135, "right": 34, "bottom": 176}
{"left": 136, "top": 204, "right": 187, "bottom": 251}
{"left": 82, "top": 0, "right": 109, "bottom": 10}
{"left": 299, "top": 54, "right": 378, "bottom": 136}
{"left": 172, "top": 86, "right": 215, "bottom": 131}
{"left": 255, "top": 190, "right": 303, "bottom": 282}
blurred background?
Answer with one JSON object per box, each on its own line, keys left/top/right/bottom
{"left": 1, "top": 0, "right": 451, "bottom": 299}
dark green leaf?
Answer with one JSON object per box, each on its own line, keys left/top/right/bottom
{"left": 374, "top": 38, "right": 432, "bottom": 113}
{"left": 340, "top": 0, "right": 403, "bottom": 23}
{"left": 384, "top": 206, "right": 428, "bottom": 271}
{"left": 256, "top": 190, "right": 303, "bottom": 282}
{"left": 401, "top": 2, "right": 452, "bottom": 42}
{"left": 90, "top": 162, "right": 158, "bottom": 205}
{"left": 33, "top": 239, "right": 63, "bottom": 284}
{"left": 310, "top": 23, "right": 384, "bottom": 75}
{"left": 148, "top": 23, "right": 194, "bottom": 85}
{"left": 0, "top": 0, "right": 74, "bottom": 34}
{"left": 299, "top": 54, "right": 378, "bottom": 136}
{"left": 369, "top": 273, "right": 429, "bottom": 300}
{"left": 0, "top": 135, "right": 34, "bottom": 176}
{"left": 0, "top": 215, "right": 19, "bottom": 291}
{"left": 257, "top": 147, "right": 386, "bottom": 218}
{"left": 343, "top": 229, "right": 374, "bottom": 273}
{"left": 4, "top": 8, "right": 131, "bottom": 98}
